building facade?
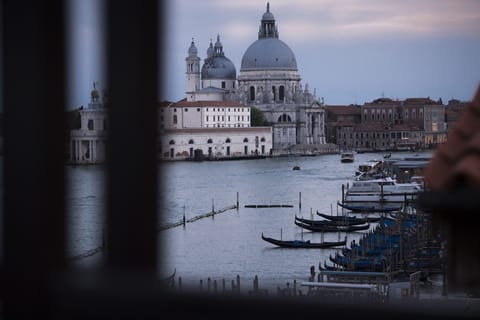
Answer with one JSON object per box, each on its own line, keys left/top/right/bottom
{"left": 159, "top": 127, "right": 272, "bottom": 160}
{"left": 69, "top": 83, "right": 107, "bottom": 164}
{"left": 334, "top": 97, "right": 447, "bottom": 151}
{"left": 158, "top": 32, "right": 273, "bottom": 161}
{"left": 232, "top": 3, "right": 326, "bottom": 151}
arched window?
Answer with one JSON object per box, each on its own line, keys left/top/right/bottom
{"left": 169, "top": 140, "right": 175, "bottom": 145}
{"left": 225, "top": 138, "right": 231, "bottom": 143}
{"left": 173, "top": 115, "right": 177, "bottom": 124}
{"left": 260, "top": 137, "right": 265, "bottom": 142}
{"left": 249, "top": 86, "right": 255, "bottom": 101}
{"left": 277, "top": 114, "right": 292, "bottom": 122}
{"left": 272, "top": 86, "right": 276, "bottom": 101}
{"left": 207, "top": 138, "right": 213, "bottom": 144}
{"left": 279, "top": 85, "right": 285, "bottom": 101}
{"left": 243, "top": 137, "right": 249, "bottom": 143}
{"left": 188, "top": 139, "right": 194, "bottom": 144}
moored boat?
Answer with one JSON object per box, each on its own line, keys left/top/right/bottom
{"left": 316, "top": 211, "right": 382, "bottom": 223}
{"left": 295, "top": 215, "right": 369, "bottom": 226}
{"left": 337, "top": 201, "right": 403, "bottom": 213}
{"left": 342, "top": 177, "right": 422, "bottom": 209}
{"left": 294, "top": 220, "right": 371, "bottom": 233}
{"left": 261, "top": 233, "right": 346, "bottom": 249}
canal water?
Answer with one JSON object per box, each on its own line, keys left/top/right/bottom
{"left": 66, "top": 151, "right": 431, "bottom": 293}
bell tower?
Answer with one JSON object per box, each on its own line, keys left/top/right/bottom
{"left": 185, "top": 39, "right": 200, "bottom": 101}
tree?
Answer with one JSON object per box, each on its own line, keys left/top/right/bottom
{"left": 250, "top": 106, "right": 267, "bottom": 127}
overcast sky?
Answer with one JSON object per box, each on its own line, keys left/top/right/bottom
{"left": 67, "top": 0, "right": 480, "bottom": 109}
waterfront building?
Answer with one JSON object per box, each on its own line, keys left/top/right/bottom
{"left": 158, "top": 3, "right": 328, "bottom": 157}
{"left": 233, "top": 3, "right": 326, "bottom": 151}
{"left": 445, "top": 99, "right": 469, "bottom": 133}
{"left": 324, "top": 105, "right": 361, "bottom": 146}
{"left": 158, "top": 35, "right": 273, "bottom": 161}
{"left": 159, "top": 127, "right": 272, "bottom": 160}
{"left": 334, "top": 97, "right": 447, "bottom": 151}
{"left": 69, "top": 82, "right": 107, "bottom": 164}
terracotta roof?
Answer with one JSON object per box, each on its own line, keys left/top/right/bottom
{"left": 404, "top": 97, "right": 439, "bottom": 105}
{"left": 158, "top": 101, "right": 173, "bottom": 108}
{"left": 325, "top": 105, "right": 361, "bottom": 115}
{"left": 424, "top": 85, "right": 480, "bottom": 190}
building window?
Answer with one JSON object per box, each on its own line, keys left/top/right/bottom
{"left": 243, "top": 137, "right": 248, "bottom": 143}
{"left": 250, "top": 86, "right": 255, "bottom": 101}
{"left": 278, "top": 114, "right": 292, "bottom": 122}
{"left": 221, "top": 81, "right": 226, "bottom": 89}
{"left": 279, "top": 85, "right": 285, "bottom": 101}
{"left": 207, "top": 138, "right": 213, "bottom": 144}
{"left": 88, "top": 119, "right": 94, "bottom": 130}
{"left": 173, "top": 108, "right": 176, "bottom": 112}
{"left": 232, "top": 82, "right": 235, "bottom": 89}
{"left": 260, "top": 137, "right": 265, "bottom": 142}
{"left": 173, "top": 115, "right": 177, "bottom": 124}
{"left": 169, "top": 140, "right": 175, "bottom": 145}
{"left": 184, "top": 108, "right": 188, "bottom": 112}
{"left": 188, "top": 139, "right": 194, "bottom": 144}
{"left": 272, "top": 86, "right": 276, "bottom": 101}
{"left": 226, "top": 138, "right": 231, "bottom": 143}
{"left": 197, "top": 108, "right": 200, "bottom": 112}
{"left": 206, "top": 116, "right": 209, "bottom": 121}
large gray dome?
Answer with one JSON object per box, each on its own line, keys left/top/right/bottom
{"left": 201, "top": 55, "right": 236, "bottom": 80}
{"left": 240, "top": 38, "right": 297, "bottom": 71}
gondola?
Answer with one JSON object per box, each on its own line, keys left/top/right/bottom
{"left": 316, "top": 211, "right": 382, "bottom": 223}
{"left": 329, "top": 253, "right": 386, "bottom": 272}
{"left": 294, "top": 215, "right": 368, "bottom": 226}
{"left": 294, "top": 220, "right": 370, "bottom": 233}
{"left": 261, "top": 233, "right": 346, "bottom": 249}
{"left": 337, "top": 201, "right": 403, "bottom": 213}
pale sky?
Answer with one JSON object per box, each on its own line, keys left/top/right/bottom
{"left": 67, "top": 0, "right": 480, "bottom": 109}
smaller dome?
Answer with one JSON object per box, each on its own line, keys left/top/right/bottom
{"left": 206, "top": 41, "right": 214, "bottom": 58}
{"left": 262, "top": 3, "right": 274, "bottom": 21}
{"left": 188, "top": 40, "right": 198, "bottom": 56}
{"left": 201, "top": 56, "right": 236, "bottom": 80}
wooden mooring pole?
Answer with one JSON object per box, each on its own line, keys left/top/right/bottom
{"left": 236, "top": 192, "right": 239, "bottom": 209}
{"left": 299, "top": 192, "right": 302, "bottom": 210}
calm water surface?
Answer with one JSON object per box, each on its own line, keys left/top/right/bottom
{"left": 66, "top": 151, "right": 430, "bottom": 292}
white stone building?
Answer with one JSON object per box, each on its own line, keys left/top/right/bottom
{"left": 69, "top": 83, "right": 107, "bottom": 164}
{"left": 232, "top": 3, "right": 326, "bottom": 151}
{"left": 158, "top": 34, "right": 273, "bottom": 161}
{"left": 159, "top": 127, "right": 272, "bottom": 160}
{"left": 159, "top": 100, "right": 251, "bottom": 130}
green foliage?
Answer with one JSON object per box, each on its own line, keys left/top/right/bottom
{"left": 250, "top": 106, "right": 267, "bottom": 127}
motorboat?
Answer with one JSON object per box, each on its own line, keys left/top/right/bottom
{"left": 341, "top": 177, "right": 422, "bottom": 211}
{"left": 340, "top": 151, "right": 355, "bottom": 163}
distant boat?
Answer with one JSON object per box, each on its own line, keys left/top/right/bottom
{"left": 340, "top": 151, "right": 355, "bottom": 163}
{"left": 292, "top": 165, "right": 300, "bottom": 170}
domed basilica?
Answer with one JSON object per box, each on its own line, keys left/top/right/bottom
{"left": 186, "top": 3, "right": 326, "bottom": 151}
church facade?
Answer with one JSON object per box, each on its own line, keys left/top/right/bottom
{"left": 233, "top": 3, "right": 326, "bottom": 151}
{"left": 181, "top": 3, "right": 326, "bottom": 153}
